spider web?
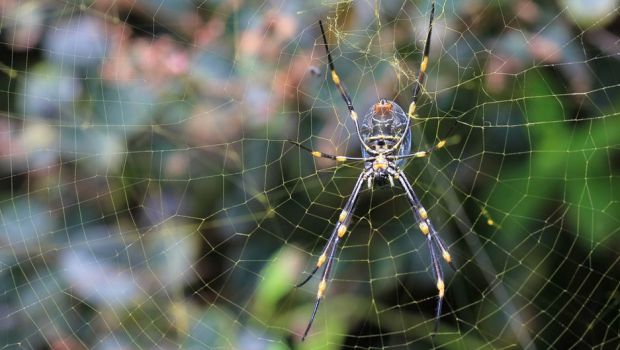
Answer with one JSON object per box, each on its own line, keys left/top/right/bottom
{"left": 1, "top": 0, "right": 619, "bottom": 349}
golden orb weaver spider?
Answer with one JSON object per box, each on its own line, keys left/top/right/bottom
{"left": 289, "top": 0, "right": 455, "bottom": 340}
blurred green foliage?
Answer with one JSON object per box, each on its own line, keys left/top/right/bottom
{"left": 0, "top": 0, "right": 619, "bottom": 349}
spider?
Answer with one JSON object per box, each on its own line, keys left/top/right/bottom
{"left": 289, "top": 0, "right": 455, "bottom": 340}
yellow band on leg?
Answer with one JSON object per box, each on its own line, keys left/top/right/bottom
{"left": 437, "top": 279, "right": 445, "bottom": 298}
{"left": 442, "top": 250, "right": 451, "bottom": 264}
{"left": 419, "top": 222, "right": 430, "bottom": 235}
{"left": 420, "top": 56, "right": 429, "bottom": 73}
{"left": 331, "top": 71, "right": 340, "bottom": 85}
{"left": 317, "top": 279, "right": 327, "bottom": 298}
{"left": 337, "top": 225, "right": 347, "bottom": 238}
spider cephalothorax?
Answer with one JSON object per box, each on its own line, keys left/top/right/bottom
{"left": 288, "top": 0, "right": 455, "bottom": 340}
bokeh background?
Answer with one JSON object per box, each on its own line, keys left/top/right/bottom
{"left": 1, "top": 0, "right": 619, "bottom": 349}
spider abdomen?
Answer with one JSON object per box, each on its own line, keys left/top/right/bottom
{"left": 360, "top": 99, "right": 412, "bottom": 165}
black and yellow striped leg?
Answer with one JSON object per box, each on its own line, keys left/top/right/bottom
{"left": 430, "top": 223, "right": 456, "bottom": 273}
{"left": 318, "top": 21, "right": 374, "bottom": 155}
{"left": 392, "top": 0, "right": 435, "bottom": 152}
{"left": 287, "top": 139, "right": 372, "bottom": 162}
{"left": 295, "top": 240, "right": 333, "bottom": 288}
{"left": 389, "top": 122, "right": 458, "bottom": 163}
{"left": 298, "top": 170, "right": 370, "bottom": 340}
{"left": 397, "top": 168, "right": 454, "bottom": 271}
{"left": 427, "top": 234, "right": 444, "bottom": 332}
{"left": 407, "top": 0, "right": 435, "bottom": 121}
{"left": 395, "top": 167, "right": 453, "bottom": 332}
{"left": 388, "top": 138, "right": 447, "bottom": 161}
{"left": 302, "top": 231, "right": 339, "bottom": 341}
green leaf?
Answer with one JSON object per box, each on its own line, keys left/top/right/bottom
{"left": 254, "top": 246, "right": 303, "bottom": 320}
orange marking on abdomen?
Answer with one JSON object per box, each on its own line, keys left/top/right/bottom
{"left": 373, "top": 101, "right": 393, "bottom": 115}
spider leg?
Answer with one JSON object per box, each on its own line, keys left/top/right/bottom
{"left": 298, "top": 169, "right": 370, "bottom": 340}
{"left": 287, "top": 139, "right": 373, "bottom": 162}
{"left": 295, "top": 243, "right": 331, "bottom": 288}
{"left": 388, "top": 138, "right": 446, "bottom": 161}
{"left": 427, "top": 234, "right": 444, "bottom": 332}
{"left": 295, "top": 214, "right": 343, "bottom": 289}
{"left": 408, "top": 0, "right": 435, "bottom": 120}
{"left": 318, "top": 21, "right": 375, "bottom": 155}
{"left": 396, "top": 168, "right": 454, "bottom": 270}
{"left": 430, "top": 224, "right": 456, "bottom": 272}
{"left": 301, "top": 228, "right": 339, "bottom": 341}
{"left": 394, "top": 167, "right": 453, "bottom": 332}
{"left": 393, "top": 0, "right": 435, "bottom": 153}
